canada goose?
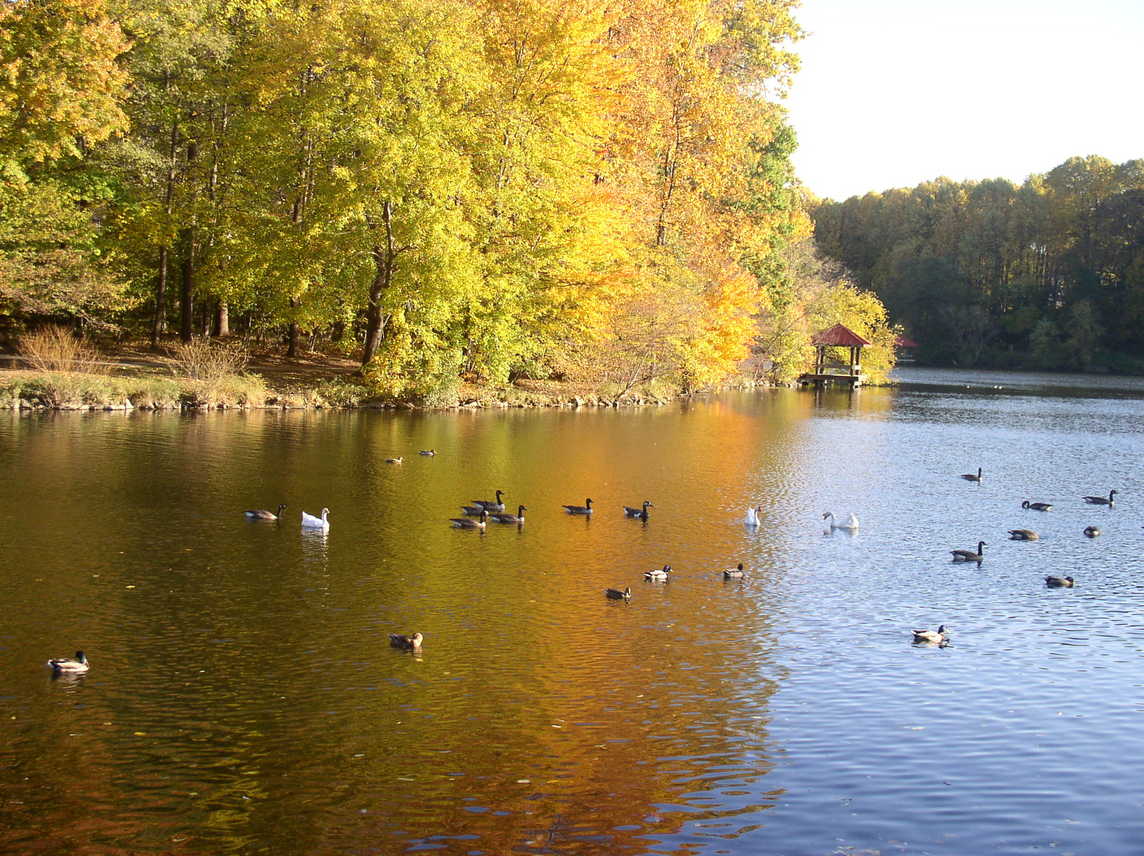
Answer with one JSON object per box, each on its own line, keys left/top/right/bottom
{"left": 822, "top": 511, "right": 860, "bottom": 531}
{"left": 385, "top": 456, "right": 403, "bottom": 464}
{"left": 450, "top": 509, "right": 488, "bottom": 529}
{"left": 1082, "top": 490, "right": 1117, "bottom": 506}
{"left": 1022, "top": 501, "right": 1052, "bottom": 512}
{"left": 301, "top": 508, "right": 330, "bottom": 531}
{"left": 472, "top": 490, "right": 506, "bottom": 512}
{"left": 643, "top": 564, "right": 671, "bottom": 581}
{"left": 1008, "top": 529, "right": 1039, "bottom": 541}
{"left": 389, "top": 632, "right": 423, "bottom": 650}
{"left": 1084, "top": 525, "right": 1101, "bottom": 538}
{"left": 1045, "top": 576, "right": 1075, "bottom": 588}
{"left": 951, "top": 541, "right": 986, "bottom": 563}
{"left": 490, "top": 505, "right": 526, "bottom": 524}
{"left": 605, "top": 586, "right": 631, "bottom": 600}
{"left": 624, "top": 501, "right": 653, "bottom": 520}
{"left": 562, "top": 498, "right": 593, "bottom": 515}
{"left": 244, "top": 503, "right": 287, "bottom": 521}
{"left": 723, "top": 562, "right": 746, "bottom": 580}
{"left": 912, "top": 625, "right": 949, "bottom": 644}
{"left": 47, "top": 651, "right": 89, "bottom": 673}
{"left": 418, "top": 449, "right": 436, "bottom": 456}
{"left": 961, "top": 468, "right": 983, "bottom": 482}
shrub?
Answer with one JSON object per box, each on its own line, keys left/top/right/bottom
{"left": 170, "top": 338, "right": 250, "bottom": 380}
{"left": 313, "top": 378, "right": 370, "bottom": 407}
{"left": 19, "top": 326, "right": 104, "bottom": 373}
{"left": 181, "top": 373, "right": 268, "bottom": 408}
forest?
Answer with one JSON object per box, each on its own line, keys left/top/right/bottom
{"left": 812, "top": 156, "right": 1144, "bottom": 372}
{"left": 0, "top": 0, "right": 901, "bottom": 403}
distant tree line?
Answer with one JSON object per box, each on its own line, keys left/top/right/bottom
{"left": 2, "top": 0, "right": 900, "bottom": 399}
{"left": 812, "top": 156, "right": 1144, "bottom": 372}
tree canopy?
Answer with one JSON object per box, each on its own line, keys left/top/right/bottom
{"left": 1, "top": 0, "right": 901, "bottom": 395}
{"left": 813, "top": 157, "right": 1144, "bottom": 371}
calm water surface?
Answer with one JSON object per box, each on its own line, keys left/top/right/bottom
{"left": 2, "top": 368, "right": 1143, "bottom": 855}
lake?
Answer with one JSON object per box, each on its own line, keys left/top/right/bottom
{"left": 2, "top": 367, "right": 1143, "bottom": 855}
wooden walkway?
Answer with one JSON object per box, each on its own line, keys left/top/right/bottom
{"left": 797, "top": 371, "right": 863, "bottom": 388}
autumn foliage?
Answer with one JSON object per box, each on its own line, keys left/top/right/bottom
{"left": 0, "top": 0, "right": 896, "bottom": 396}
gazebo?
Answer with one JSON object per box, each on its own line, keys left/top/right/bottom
{"left": 799, "top": 323, "right": 871, "bottom": 388}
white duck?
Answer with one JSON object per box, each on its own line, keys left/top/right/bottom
{"left": 744, "top": 505, "right": 763, "bottom": 526}
{"left": 301, "top": 507, "right": 330, "bottom": 532}
{"left": 823, "top": 511, "right": 860, "bottom": 531}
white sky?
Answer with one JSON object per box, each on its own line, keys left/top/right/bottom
{"left": 783, "top": 0, "right": 1144, "bottom": 200}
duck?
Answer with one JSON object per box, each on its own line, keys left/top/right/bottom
{"left": 1022, "top": 500, "right": 1052, "bottom": 512}
{"left": 301, "top": 508, "right": 330, "bottom": 531}
{"left": 912, "top": 625, "right": 949, "bottom": 645}
{"left": 960, "top": 467, "right": 983, "bottom": 482}
{"left": 1045, "top": 576, "right": 1075, "bottom": 588}
{"left": 47, "top": 651, "right": 89, "bottom": 673}
{"left": 822, "top": 511, "right": 860, "bottom": 531}
{"left": 951, "top": 541, "right": 986, "bottom": 563}
{"left": 388, "top": 632, "right": 423, "bottom": 650}
{"left": 418, "top": 449, "right": 436, "bottom": 456}
{"left": 1084, "top": 525, "right": 1101, "bottom": 538}
{"left": 623, "top": 501, "right": 653, "bottom": 520}
{"left": 244, "top": 503, "right": 287, "bottom": 521}
{"left": 472, "top": 490, "right": 506, "bottom": 512}
{"left": 450, "top": 509, "right": 488, "bottom": 529}
{"left": 605, "top": 586, "right": 631, "bottom": 601}
{"left": 385, "top": 456, "right": 403, "bottom": 464}
{"left": 744, "top": 505, "right": 763, "bottom": 526}
{"left": 1008, "top": 529, "right": 1039, "bottom": 541}
{"left": 723, "top": 562, "right": 746, "bottom": 580}
{"left": 562, "top": 498, "right": 593, "bottom": 515}
{"left": 1082, "top": 489, "right": 1117, "bottom": 506}
{"left": 490, "top": 504, "right": 526, "bottom": 524}
{"left": 643, "top": 564, "right": 671, "bottom": 582}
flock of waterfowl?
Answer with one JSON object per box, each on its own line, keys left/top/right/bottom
{"left": 910, "top": 469, "right": 1120, "bottom": 647}
{"left": 43, "top": 455, "right": 1119, "bottom": 671}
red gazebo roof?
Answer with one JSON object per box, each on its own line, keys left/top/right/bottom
{"left": 811, "top": 323, "right": 871, "bottom": 347}
{"left": 895, "top": 335, "right": 920, "bottom": 348}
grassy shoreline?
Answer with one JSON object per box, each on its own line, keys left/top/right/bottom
{"left": 0, "top": 368, "right": 699, "bottom": 412}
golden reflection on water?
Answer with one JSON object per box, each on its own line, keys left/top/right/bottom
{"left": 0, "top": 385, "right": 963, "bottom": 855}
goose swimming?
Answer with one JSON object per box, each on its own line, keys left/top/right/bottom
{"left": 389, "top": 632, "right": 424, "bottom": 650}
{"left": 301, "top": 508, "right": 330, "bottom": 531}
{"left": 822, "top": 511, "right": 860, "bottom": 531}
{"left": 624, "top": 501, "right": 653, "bottom": 520}
{"left": 1082, "top": 490, "right": 1117, "bottom": 506}
{"left": 951, "top": 541, "right": 986, "bottom": 563}
{"left": 244, "top": 503, "right": 287, "bottom": 521}
{"left": 912, "top": 625, "right": 949, "bottom": 645}
{"left": 47, "top": 651, "right": 89, "bottom": 673}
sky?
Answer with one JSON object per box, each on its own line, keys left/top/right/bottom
{"left": 782, "top": 0, "right": 1144, "bottom": 201}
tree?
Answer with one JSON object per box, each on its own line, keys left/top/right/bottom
{"left": 0, "top": 0, "right": 131, "bottom": 328}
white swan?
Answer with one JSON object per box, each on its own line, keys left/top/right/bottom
{"left": 744, "top": 505, "right": 762, "bottom": 526}
{"left": 301, "top": 507, "right": 330, "bottom": 531}
{"left": 823, "top": 511, "right": 860, "bottom": 531}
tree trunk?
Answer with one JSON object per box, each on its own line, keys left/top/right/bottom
{"left": 151, "top": 109, "right": 179, "bottom": 348}
{"left": 151, "top": 245, "right": 169, "bottom": 347}
{"left": 362, "top": 200, "right": 395, "bottom": 368}
{"left": 179, "top": 229, "right": 195, "bottom": 343}
{"left": 214, "top": 301, "right": 229, "bottom": 337}
{"left": 287, "top": 297, "right": 299, "bottom": 358}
